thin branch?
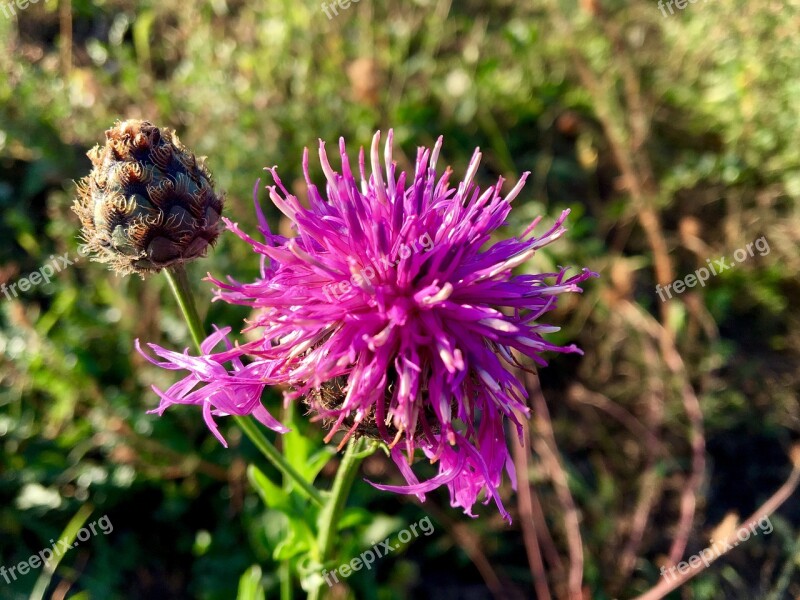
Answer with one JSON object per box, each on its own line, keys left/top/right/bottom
{"left": 633, "top": 455, "right": 800, "bottom": 600}
{"left": 615, "top": 331, "right": 667, "bottom": 588}
{"left": 527, "top": 371, "right": 585, "bottom": 600}
{"left": 543, "top": 0, "right": 674, "bottom": 325}
{"left": 415, "top": 500, "right": 521, "bottom": 600}
{"left": 566, "top": 383, "right": 664, "bottom": 456}
{"left": 512, "top": 416, "right": 553, "bottom": 600}
{"left": 621, "top": 301, "right": 706, "bottom": 567}
{"left": 529, "top": 475, "right": 567, "bottom": 580}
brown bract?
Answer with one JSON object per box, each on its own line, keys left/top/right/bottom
{"left": 73, "top": 119, "right": 224, "bottom": 276}
{"left": 304, "top": 376, "right": 441, "bottom": 443}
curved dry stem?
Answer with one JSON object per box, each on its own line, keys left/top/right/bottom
{"left": 414, "top": 500, "right": 519, "bottom": 600}
{"left": 621, "top": 300, "right": 707, "bottom": 568}
{"left": 512, "top": 416, "right": 553, "bottom": 600}
{"left": 526, "top": 371, "right": 585, "bottom": 600}
{"left": 633, "top": 456, "right": 800, "bottom": 600}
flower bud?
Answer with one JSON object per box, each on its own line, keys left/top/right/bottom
{"left": 73, "top": 119, "right": 224, "bottom": 276}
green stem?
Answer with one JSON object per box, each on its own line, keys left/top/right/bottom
{"left": 279, "top": 560, "right": 293, "bottom": 600}
{"left": 280, "top": 404, "right": 296, "bottom": 600}
{"left": 162, "top": 265, "right": 324, "bottom": 508}
{"left": 309, "top": 437, "right": 374, "bottom": 600}
{"left": 29, "top": 504, "right": 94, "bottom": 600}
{"left": 235, "top": 415, "right": 324, "bottom": 507}
{"left": 164, "top": 264, "right": 205, "bottom": 350}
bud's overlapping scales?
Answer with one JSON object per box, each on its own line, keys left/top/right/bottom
{"left": 73, "top": 120, "right": 224, "bottom": 276}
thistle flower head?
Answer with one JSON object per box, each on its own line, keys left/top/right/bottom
{"left": 138, "top": 131, "right": 596, "bottom": 521}
{"left": 73, "top": 119, "right": 223, "bottom": 276}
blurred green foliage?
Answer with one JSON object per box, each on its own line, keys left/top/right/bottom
{"left": 1, "top": 0, "right": 799, "bottom": 598}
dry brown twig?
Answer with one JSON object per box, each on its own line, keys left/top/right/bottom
{"left": 620, "top": 300, "right": 707, "bottom": 568}
{"left": 616, "top": 333, "right": 666, "bottom": 588}
{"left": 410, "top": 499, "right": 522, "bottom": 600}
{"left": 633, "top": 449, "right": 800, "bottom": 600}
{"left": 512, "top": 416, "right": 554, "bottom": 600}
{"left": 526, "top": 370, "right": 586, "bottom": 600}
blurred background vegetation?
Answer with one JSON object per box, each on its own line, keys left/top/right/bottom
{"left": 1, "top": 0, "right": 799, "bottom": 598}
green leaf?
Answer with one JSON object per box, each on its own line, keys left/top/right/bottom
{"left": 337, "top": 507, "right": 373, "bottom": 531}
{"left": 283, "top": 420, "right": 313, "bottom": 467}
{"left": 236, "top": 565, "right": 266, "bottom": 600}
{"left": 282, "top": 410, "right": 335, "bottom": 483}
{"left": 304, "top": 447, "right": 336, "bottom": 482}
{"left": 248, "top": 464, "right": 290, "bottom": 509}
{"left": 274, "top": 514, "right": 316, "bottom": 561}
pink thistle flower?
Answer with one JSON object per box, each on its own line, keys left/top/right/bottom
{"left": 137, "top": 131, "right": 596, "bottom": 521}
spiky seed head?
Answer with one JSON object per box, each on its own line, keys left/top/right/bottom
{"left": 73, "top": 119, "right": 224, "bottom": 276}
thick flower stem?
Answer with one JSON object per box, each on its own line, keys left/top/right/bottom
{"left": 163, "top": 264, "right": 324, "bottom": 508}
{"left": 308, "top": 437, "right": 373, "bottom": 600}
{"left": 280, "top": 561, "right": 292, "bottom": 600}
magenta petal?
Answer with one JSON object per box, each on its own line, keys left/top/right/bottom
{"left": 136, "top": 130, "right": 595, "bottom": 522}
{"left": 368, "top": 446, "right": 466, "bottom": 495}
